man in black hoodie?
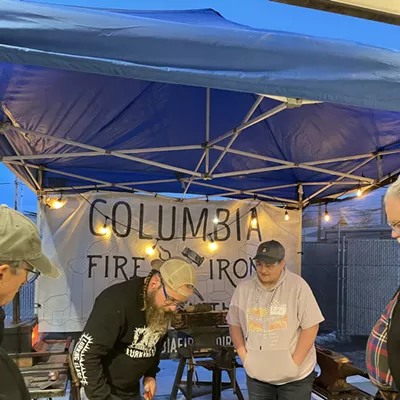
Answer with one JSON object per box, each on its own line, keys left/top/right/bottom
{"left": 73, "top": 257, "right": 197, "bottom": 400}
{"left": 0, "top": 205, "right": 61, "bottom": 399}
{"left": 366, "top": 177, "right": 400, "bottom": 400}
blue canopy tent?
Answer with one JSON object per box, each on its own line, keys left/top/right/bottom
{"left": 1, "top": 0, "right": 400, "bottom": 208}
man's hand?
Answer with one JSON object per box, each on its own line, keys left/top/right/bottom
{"left": 237, "top": 348, "right": 247, "bottom": 365}
{"left": 292, "top": 353, "right": 302, "bottom": 367}
{"left": 292, "top": 324, "right": 319, "bottom": 368}
{"left": 143, "top": 377, "right": 156, "bottom": 400}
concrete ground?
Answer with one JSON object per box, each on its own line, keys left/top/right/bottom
{"left": 52, "top": 358, "right": 378, "bottom": 400}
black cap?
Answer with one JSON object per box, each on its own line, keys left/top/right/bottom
{"left": 253, "top": 240, "right": 285, "bottom": 264}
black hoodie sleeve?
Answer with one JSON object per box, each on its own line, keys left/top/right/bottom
{"left": 388, "top": 297, "right": 400, "bottom": 391}
{"left": 73, "top": 291, "right": 123, "bottom": 400}
{"left": 144, "top": 335, "right": 166, "bottom": 379}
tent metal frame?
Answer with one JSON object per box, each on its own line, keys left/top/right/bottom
{"left": 1, "top": 94, "right": 399, "bottom": 209}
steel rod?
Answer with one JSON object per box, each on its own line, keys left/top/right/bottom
{"left": 209, "top": 95, "right": 266, "bottom": 174}
{"left": 208, "top": 103, "right": 287, "bottom": 147}
{"left": 181, "top": 152, "right": 207, "bottom": 200}
{"left": 2, "top": 124, "right": 202, "bottom": 178}
{"left": 205, "top": 88, "right": 210, "bottom": 174}
{"left": 302, "top": 156, "right": 376, "bottom": 206}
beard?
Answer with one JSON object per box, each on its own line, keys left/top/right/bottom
{"left": 145, "top": 290, "right": 173, "bottom": 334}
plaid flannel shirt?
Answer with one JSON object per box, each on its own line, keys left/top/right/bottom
{"left": 367, "top": 292, "right": 400, "bottom": 392}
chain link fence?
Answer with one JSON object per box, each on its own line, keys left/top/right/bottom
{"left": 3, "top": 282, "right": 35, "bottom": 321}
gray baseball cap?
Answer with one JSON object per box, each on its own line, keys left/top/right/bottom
{"left": 253, "top": 240, "right": 285, "bottom": 264}
{"left": 0, "top": 205, "right": 60, "bottom": 278}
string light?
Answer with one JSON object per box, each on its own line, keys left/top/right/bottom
{"left": 285, "top": 210, "right": 289, "bottom": 221}
{"left": 324, "top": 204, "right": 330, "bottom": 222}
{"left": 208, "top": 235, "right": 218, "bottom": 251}
{"left": 52, "top": 198, "right": 64, "bottom": 209}
{"left": 145, "top": 244, "right": 156, "bottom": 256}
{"left": 356, "top": 182, "right": 362, "bottom": 197}
{"left": 145, "top": 239, "right": 158, "bottom": 256}
{"left": 48, "top": 193, "right": 66, "bottom": 209}
{"left": 213, "top": 217, "right": 219, "bottom": 224}
{"left": 250, "top": 207, "right": 258, "bottom": 228}
{"left": 99, "top": 217, "right": 111, "bottom": 236}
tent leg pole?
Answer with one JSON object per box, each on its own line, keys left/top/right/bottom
{"left": 205, "top": 88, "right": 210, "bottom": 174}
{"left": 12, "top": 177, "right": 20, "bottom": 324}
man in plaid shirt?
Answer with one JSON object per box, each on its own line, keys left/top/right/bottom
{"left": 366, "top": 177, "right": 400, "bottom": 400}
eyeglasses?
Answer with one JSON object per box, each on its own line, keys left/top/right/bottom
{"left": 388, "top": 222, "right": 400, "bottom": 235}
{"left": 160, "top": 279, "right": 187, "bottom": 309}
{"left": 23, "top": 265, "right": 41, "bottom": 284}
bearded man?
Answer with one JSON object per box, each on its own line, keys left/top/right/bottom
{"left": 73, "top": 257, "right": 197, "bottom": 400}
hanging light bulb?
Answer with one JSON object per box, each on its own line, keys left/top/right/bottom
{"left": 145, "top": 239, "right": 158, "bottom": 256}
{"left": 356, "top": 183, "right": 362, "bottom": 197}
{"left": 285, "top": 210, "right": 289, "bottom": 221}
{"left": 52, "top": 198, "right": 64, "bottom": 209}
{"left": 324, "top": 204, "right": 330, "bottom": 222}
{"left": 209, "top": 241, "right": 217, "bottom": 251}
{"left": 99, "top": 217, "right": 111, "bottom": 236}
{"left": 51, "top": 193, "right": 65, "bottom": 209}
{"left": 145, "top": 244, "right": 156, "bottom": 256}
{"left": 208, "top": 235, "right": 217, "bottom": 251}
{"left": 251, "top": 217, "right": 257, "bottom": 228}
{"left": 213, "top": 217, "right": 219, "bottom": 224}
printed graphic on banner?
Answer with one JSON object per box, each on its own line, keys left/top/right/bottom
{"left": 37, "top": 193, "right": 301, "bottom": 332}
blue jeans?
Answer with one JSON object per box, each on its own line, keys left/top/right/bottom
{"left": 246, "top": 372, "right": 316, "bottom": 400}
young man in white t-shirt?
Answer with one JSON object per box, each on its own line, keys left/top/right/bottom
{"left": 227, "top": 240, "right": 324, "bottom": 400}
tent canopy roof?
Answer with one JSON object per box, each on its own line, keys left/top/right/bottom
{"left": 1, "top": 1, "right": 400, "bottom": 207}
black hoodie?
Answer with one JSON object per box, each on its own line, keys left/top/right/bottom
{"left": 73, "top": 277, "right": 166, "bottom": 400}
{"left": 0, "top": 307, "right": 31, "bottom": 400}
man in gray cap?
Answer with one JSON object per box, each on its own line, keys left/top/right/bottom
{"left": 227, "top": 240, "right": 323, "bottom": 400}
{"left": 0, "top": 204, "right": 60, "bottom": 399}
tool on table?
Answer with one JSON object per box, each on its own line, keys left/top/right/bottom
{"left": 26, "top": 370, "right": 61, "bottom": 390}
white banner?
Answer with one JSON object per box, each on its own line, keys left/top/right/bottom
{"left": 37, "top": 193, "right": 301, "bottom": 332}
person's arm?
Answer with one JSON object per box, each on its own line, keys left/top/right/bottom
{"left": 0, "top": 348, "right": 31, "bottom": 400}
{"left": 292, "top": 324, "right": 319, "bottom": 366}
{"left": 229, "top": 324, "right": 247, "bottom": 363}
{"left": 226, "top": 286, "right": 247, "bottom": 363}
{"left": 294, "top": 280, "right": 324, "bottom": 367}
{"left": 73, "top": 292, "right": 122, "bottom": 400}
{"left": 142, "top": 335, "right": 166, "bottom": 400}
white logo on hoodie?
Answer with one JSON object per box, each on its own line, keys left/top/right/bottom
{"left": 125, "top": 327, "right": 163, "bottom": 358}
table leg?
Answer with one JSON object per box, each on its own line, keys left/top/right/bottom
{"left": 170, "top": 357, "right": 186, "bottom": 400}
{"left": 212, "top": 368, "right": 222, "bottom": 400}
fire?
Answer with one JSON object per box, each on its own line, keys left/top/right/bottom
{"left": 31, "top": 323, "right": 39, "bottom": 347}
